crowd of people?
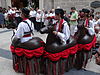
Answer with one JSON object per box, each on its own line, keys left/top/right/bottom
{"left": 0, "top": 6, "right": 100, "bottom": 41}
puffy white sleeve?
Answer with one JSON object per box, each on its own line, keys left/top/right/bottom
{"left": 87, "top": 28, "right": 95, "bottom": 35}
{"left": 87, "top": 21, "right": 95, "bottom": 35}
{"left": 29, "top": 11, "right": 32, "bottom": 16}
{"left": 31, "top": 22, "right": 35, "bottom": 32}
{"left": 14, "top": 23, "right": 24, "bottom": 38}
{"left": 57, "top": 22, "right": 70, "bottom": 44}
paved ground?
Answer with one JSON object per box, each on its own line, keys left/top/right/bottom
{"left": 0, "top": 28, "right": 100, "bottom": 75}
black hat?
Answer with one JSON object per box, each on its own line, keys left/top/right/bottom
{"left": 55, "top": 9, "right": 64, "bottom": 18}
{"left": 21, "top": 8, "right": 30, "bottom": 16}
{"left": 82, "top": 9, "right": 90, "bottom": 14}
{"left": 71, "top": 7, "right": 76, "bottom": 10}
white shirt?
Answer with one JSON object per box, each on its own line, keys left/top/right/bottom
{"left": 41, "top": 12, "right": 45, "bottom": 22}
{"left": 15, "top": 13, "right": 21, "bottom": 17}
{"left": 74, "top": 20, "right": 95, "bottom": 36}
{"left": 36, "top": 13, "right": 42, "bottom": 22}
{"left": 48, "top": 13, "right": 55, "bottom": 17}
{"left": 87, "top": 20, "right": 95, "bottom": 35}
{"left": 12, "top": 10, "right": 15, "bottom": 14}
{"left": 44, "top": 14, "right": 49, "bottom": 25}
{"left": 4, "top": 13, "right": 8, "bottom": 20}
{"left": 97, "top": 19, "right": 100, "bottom": 25}
{"left": 14, "top": 19, "right": 34, "bottom": 43}
{"left": 56, "top": 20, "right": 70, "bottom": 44}
{"left": 29, "top": 10, "right": 36, "bottom": 17}
{"left": 7, "top": 9, "right": 13, "bottom": 14}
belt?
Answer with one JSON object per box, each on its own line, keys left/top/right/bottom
{"left": 23, "top": 34, "right": 31, "bottom": 37}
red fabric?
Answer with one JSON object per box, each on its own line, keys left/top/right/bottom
{"left": 10, "top": 45, "right": 44, "bottom": 58}
{"left": 8, "top": 14, "right": 15, "bottom": 20}
{"left": 15, "top": 63, "right": 19, "bottom": 72}
{"left": 69, "top": 44, "right": 78, "bottom": 55}
{"left": 58, "top": 19, "right": 64, "bottom": 32}
{"left": 10, "top": 46, "right": 15, "bottom": 53}
{"left": 43, "top": 45, "right": 78, "bottom": 61}
{"left": 47, "top": 16, "right": 55, "bottom": 19}
{"left": 15, "top": 48, "right": 24, "bottom": 56}
{"left": 24, "top": 47, "right": 44, "bottom": 58}
{"left": 78, "top": 35, "right": 96, "bottom": 51}
{"left": 84, "top": 19, "right": 89, "bottom": 27}
{"left": 10, "top": 46, "right": 24, "bottom": 56}
{"left": 54, "top": 19, "right": 64, "bottom": 32}
{"left": 23, "top": 18, "right": 28, "bottom": 21}
{"left": 23, "top": 34, "right": 31, "bottom": 37}
{"left": 26, "top": 63, "right": 30, "bottom": 75}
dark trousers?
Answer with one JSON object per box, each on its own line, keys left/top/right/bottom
{"left": 36, "top": 22, "right": 41, "bottom": 31}
{"left": 35, "top": 22, "right": 45, "bottom": 31}
{"left": 29, "top": 17, "right": 36, "bottom": 30}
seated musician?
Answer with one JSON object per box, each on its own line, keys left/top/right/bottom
{"left": 13, "top": 8, "right": 34, "bottom": 44}
{"left": 49, "top": 8, "right": 70, "bottom": 45}
{"left": 74, "top": 9, "right": 95, "bottom": 36}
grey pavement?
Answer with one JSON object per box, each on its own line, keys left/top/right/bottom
{"left": 0, "top": 28, "right": 100, "bottom": 75}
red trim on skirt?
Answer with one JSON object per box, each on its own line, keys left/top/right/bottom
{"left": 43, "top": 44, "right": 78, "bottom": 61}
{"left": 78, "top": 35, "right": 96, "bottom": 51}
{"left": 10, "top": 45, "right": 44, "bottom": 58}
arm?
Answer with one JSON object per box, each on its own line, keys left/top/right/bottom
{"left": 14, "top": 23, "right": 24, "bottom": 38}
{"left": 86, "top": 21, "right": 95, "bottom": 35}
{"left": 12, "top": 23, "right": 24, "bottom": 47}
{"left": 57, "top": 22, "right": 70, "bottom": 44}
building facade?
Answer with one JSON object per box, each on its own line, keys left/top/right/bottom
{"left": 0, "top": 0, "right": 100, "bottom": 12}
{"left": 40, "top": 0, "right": 100, "bottom": 12}
{"left": 0, "top": 0, "right": 11, "bottom": 8}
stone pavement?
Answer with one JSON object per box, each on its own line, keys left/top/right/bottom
{"left": 0, "top": 28, "right": 100, "bottom": 75}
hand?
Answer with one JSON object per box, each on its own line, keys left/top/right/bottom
{"left": 53, "top": 31, "right": 58, "bottom": 35}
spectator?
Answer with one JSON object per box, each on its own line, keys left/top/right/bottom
{"left": 69, "top": 7, "right": 78, "bottom": 36}
{"left": 0, "top": 9, "right": 5, "bottom": 28}
{"left": 44, "top": 11, "right": 49, "bottom": 26}
{"left": 36, "top": 9, "right": 42, "bottom": 31}
{"left": 94, "top": 15, "right": 100, "bottom": 43}
{"left": 29, "top": 7, "right": 36, "bottom": 29}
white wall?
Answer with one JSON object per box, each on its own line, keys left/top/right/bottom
{"left": 6, "top": 0, "right": 11, "bottom": 7}
{"left": 0, "top": 0, "right": 1, "bottom": 7}
{"left": 0, "top": 0, "right": 11, "bottom": 8}
{"left": 39, "top": 0, "right": 44, "bottom": 10}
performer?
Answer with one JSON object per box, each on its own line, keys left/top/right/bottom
{"left": 36, "top": 9, "right": 42, "bottom": 31}
{"left": 0, "top": 9, "right": 5, "bottom": 28}
{"left": 13, "top": 8, "right": 34, "bottom": 44}
{"left": 11, "top": 8, "right": 45, "bottom": 75}
{"left": 46, "top": 8, "right": 70, "bottom": 45}
{"left": 74, "top": 9, "right": 95, "bottom": 36}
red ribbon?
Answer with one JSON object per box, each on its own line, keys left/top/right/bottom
{"left": 56, "top": 19, "right": 64, "bottom": 32}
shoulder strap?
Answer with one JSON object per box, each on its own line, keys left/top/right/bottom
{"left": 23, "top": 21, "right": 34, "bottom": 35}
{"left": 11, "top": 29, "right": 16, "bottom": 41}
